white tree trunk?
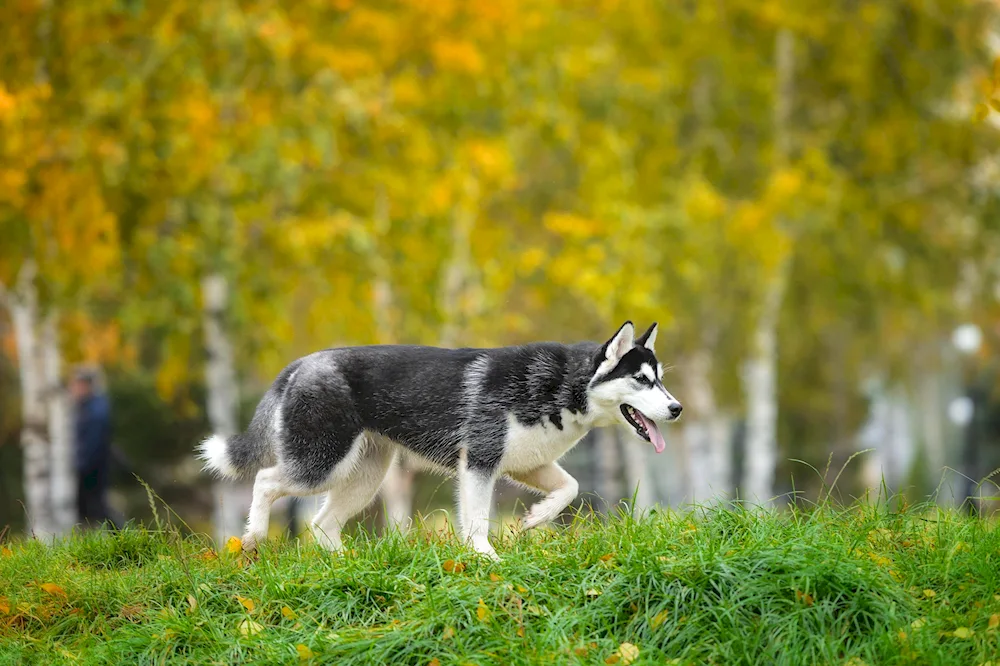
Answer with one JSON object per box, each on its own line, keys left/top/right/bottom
{"left": 202, "top": 273, "right": 249, "bottom": 544}
{"left": 684, "top": 349, "right": 731, "bottom": 504}
{"left": 594, "top": 427, "right": 623, "bottom": 511}
{"left": 741, "top": 28, "right": 794, "bottom": 508}
{"left": 6, "top": 262, "right": 57, "bottom": 539}
{"left": 741, "top": 268, "right": 787, "bottom": 507}
{"left": 42, "top": 313, "right": 75, "bottom": 534}
{"left": 620, "top": 428, "right": 656, "bottom": 511}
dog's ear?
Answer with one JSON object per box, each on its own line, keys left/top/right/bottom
{"left": 636, "top": 322, "right": 658, "bottom": 352}
{"left": 602, "top": 321, "right": 634, "bottom": 363}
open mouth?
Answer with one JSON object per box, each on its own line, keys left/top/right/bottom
{"left": 620, "top": 404, "right": 667, "bottom": 454}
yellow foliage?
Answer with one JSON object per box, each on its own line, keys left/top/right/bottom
{"left": 431, "top": 39, "right": 485, "bottom": 75}
{"left": 543, "top": 212, "right": 603, "bottom": 239}
{"left": 684, "top": 180, "right": 727, "bottom": 221}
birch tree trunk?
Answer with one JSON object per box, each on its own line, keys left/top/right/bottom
{"left": 6, "top": 262, "right": 57, "bottom": 539}
{"left": 202, "top": 273, "right": 249, "bottom": 544}
{"left": 594, "top": 427, "right": 623, "bottom": 512}
{"left": 42, "top": 313, "right": 75, "bottom": 533}
{"left": 685, "top": 349, "right": 731, "bottom": 503}
{"left": 741, "top": 28, "right": 794, "bottom": 508}
{"left": 620, "top": 430, "right": 656, "bottom": 511}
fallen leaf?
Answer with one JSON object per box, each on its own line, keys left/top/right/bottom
{"left": 911, "top": 618, "right": 926, "bottom": 630}
{"left": 0, "top": 598, "right": 8, "bottom": 615}
{"left": 476, "top": 598, "right": 490, "bottom": 623}
{"left": 600, "top": 553, "right": 614, "bottom": 562}
{"left": 489, "top": 572, "right": 502, "bottom": 582}
{"left": 574, "top": 646, "right": 589, "bottom": 656}
{"left": 428, "top": 660, "right": 441, "bottom": 666}
{"left": 442, "top": 626, "right": 455, "bottom": 640}
{"left": 1, "top": 547, "right": 11, "bottom": 558}
{"left": 186, "top": 594, "right": 197, "bottom": 613}
{"left": 516, "top": 625, "right": 525, "bottom": 639}
{"left": 618, "top": 642, "right": 639, "bottom": 665}
{"left": 651, "top": 610, "right": 669, "bottom": 628}
{"left": 989, "top": 614, "right": 999, "bottom": 630}
{"left": 282, "top": 606, "right": 297, "bottom": 620}
{"left": 605, "top": 655, "right": 620, "bottom": 665}
{"left": 516, "top": 585, "right": 528, "bottom": 594}
{"left": 922, "top": 589, "right": 936, "bottom": 598}
{"left": 953, "top": 627, "right": 973, "bottom": 639}
{"left": 296, "top": 644, "right": 314, "bottom": 660}
{"left": 226, "top": 536, "right": 242, "bottom": 554}
{"left": 238, "top": 618, "right": 263, "bottom": 637}
{"left": 442, "top": 559, "right": 465, "bottom": 574}
{"left": 586, "top": 589, "right": 602, "bottom": 597}
{"left": 198, "top": 549, "right": 218, "bottom": 561}
{"left": 41, "top": 583, "right": 66, "bottom": 598}
{"left": 237, "top": 596, "right": 255, "bottom": 612}
{"left": 898, "top": 630, "right": 907, "bottom": 641}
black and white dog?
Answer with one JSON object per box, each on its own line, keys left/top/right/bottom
{"left": 198, "top": 321, "right": 681, "bottom": 559}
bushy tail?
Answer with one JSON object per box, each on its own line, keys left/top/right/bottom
{"left": 197, "top": 391, "right": 280, "bottom": 480}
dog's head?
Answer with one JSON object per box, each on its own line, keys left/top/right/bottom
{"left": 588, "top": 321, "right": 682, "bottom": 453}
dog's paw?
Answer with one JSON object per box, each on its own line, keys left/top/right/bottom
{"left": 521, "top": 505, "right": 556, "bottom": 531}
{"left": 471, "top": 538, "right": 499, "bottom": 560}
{"left": 241, "top": 533, "right": 260, "bottom": 553}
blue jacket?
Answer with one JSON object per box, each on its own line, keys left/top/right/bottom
{"left": 75, "top": 394, "right": 112, "bottom": 474}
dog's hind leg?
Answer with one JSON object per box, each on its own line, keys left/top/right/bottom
{"left": 310, "top": 440, "right": 394, "bottom": 551}
{"left": 508, "top": 462, "right": 579, "bottom": 530}
{"left": 243, "top": 466, "right": 290, "bottom": 552}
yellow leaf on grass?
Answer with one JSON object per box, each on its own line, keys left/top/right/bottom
{"left": 516, "top": 585, "right": 528, "bottom": 594}
{"left": 489, "top": 573, "right": 502, "bottom": 582}
{"left": 911, "top": 618, "right": 926, "bottom": 630}
{"left": 0, "top": 598, "right": 9, "bottom": 615}
{"left": 517, "top": 625, "right": 525, "bottom": 637}
{"left": 238, "top": 619, "right": 263, "bottom": 637}
{"left": 442, "top": 626, "right": 455, "bottom": 640}
{"left": 428, "top": 659, "right": 441, "bottom": 666}
{"left": 1, "top": 547, "right": 11, "bottom": 557}
{"left": 600, "top": 553, "right": 614, "bottom": 562}
{"left": 282, "top": 606, "right": 297, "bottom": 620}
{"left": 226, "top": 536, "right": 242, "bottom": 554}
{"left": 237, "top": 596, "right": 255, "bottom": 612}
{"left": 586, "top": 589, "right": 602, "bottom": 597}
{"left": 617, "top": 642, "right": 639, "bottom": 665}
{"left": 186, "top": 594, "right": 197, "bottom": 613}
{"left": 476, "top": 598, "right": 490, "bottom": 623}
{"left": 442, "top": 559, "right": 466, "bottom": 574}
{"left": 922, "top": 589, "right": 936, "bottom": 598}
{"left": 296, "top": 644, "right": 314, "bottom": 660}
{"left": 41, "top": 583, "right": 67, "bottom": 598}
{"left": 989, "top": 614, "right": 999, "bottom": 629}
{"left": 953, "top": 627, "right": 974, "bottom": 639}
{"left": 605, "top": 655, "right": 620, "bottom": 665}
{"left": 651, "top": 610, "right": 669, "bottom": 628}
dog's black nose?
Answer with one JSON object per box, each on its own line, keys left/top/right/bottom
{"left": 669, "top": 403, "right": 683, "bottom": 418}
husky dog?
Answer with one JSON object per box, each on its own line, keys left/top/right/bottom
{"left": 198, "top": 321, "right": 681, "bottom": 559}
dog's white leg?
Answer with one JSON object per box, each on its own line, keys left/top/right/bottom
{"left": 457, "top": 455, "right": 498, "bottom": 559}
{"left": 310, "top": 444, "right": 393, "bottom": 551}
{"left": 243, "top": 466, "right": 287, "bottom": 552}
{"left": 508, "top": 462, "right": 579, "bottom": 530}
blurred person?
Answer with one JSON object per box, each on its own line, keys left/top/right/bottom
{"left": 71, "top": 367, "right": 116, "bottom": 528}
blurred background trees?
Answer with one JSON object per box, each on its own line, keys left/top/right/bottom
{"left": 2, "top": 0, "right": 1000, "bottom": 537}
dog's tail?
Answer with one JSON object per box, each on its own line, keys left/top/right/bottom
{"left": 197, "top": 391, "right": 280, "bottom": 480}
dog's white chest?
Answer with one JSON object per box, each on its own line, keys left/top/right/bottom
{"left": 500, "top": 410, "right": 589, "bottom": 472}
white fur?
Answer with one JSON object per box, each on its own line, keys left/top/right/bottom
{"left": 457, "top": 449, "right": 498, "bottom": 559}
{"left": 500, "top": 410, "right": 590, "bottom": 473}
{"left": 508, "top": 462, "right": 579, "bottom": 529}
{"left": 196, "top": 434, "right": 239, "bottom": 479}
{"left": 639, "top": 363, "right": 655, "bottom": 383}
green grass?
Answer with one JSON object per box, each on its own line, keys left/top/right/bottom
{"left": 1, "top": 504, "right": 999, "bottom": 665}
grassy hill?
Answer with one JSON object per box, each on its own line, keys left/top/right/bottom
{"left": 1, "top": 504, "right": 998, "bottom": 665}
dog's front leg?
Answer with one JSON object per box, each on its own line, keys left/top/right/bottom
{"left": 508, "top": 462, "right": 579, "bottom": 530}
{"left": 457, "top": 453, "right": 498, "bottom": 559}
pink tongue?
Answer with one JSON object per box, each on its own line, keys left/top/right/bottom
{"left": 636, "top": 411, "right": 666, "bottom": 453}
